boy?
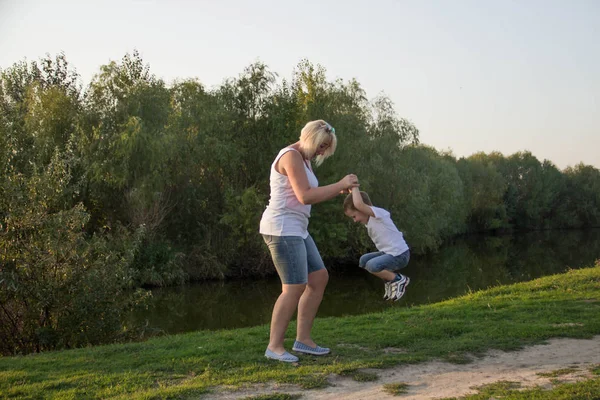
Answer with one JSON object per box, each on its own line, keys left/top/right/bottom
{"left": 343, "top": 187, "right": 411, "bottom": 301}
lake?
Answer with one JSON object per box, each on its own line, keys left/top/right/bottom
{"left": 129, "top": 229, "right": 600, "bottom": 334}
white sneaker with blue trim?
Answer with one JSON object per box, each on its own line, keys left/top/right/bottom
{"left": 391, "top": 275, "right": 410, "bottom": 301}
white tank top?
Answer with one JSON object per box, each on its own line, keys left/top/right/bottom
{"left": 259, "top": 147, "right": 319, "bottom": 238}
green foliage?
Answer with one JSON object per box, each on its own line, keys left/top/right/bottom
{"left": 457, "top": 153, "right": 508, "bottom": 231}
{"left": 558, "top": 163, "right": 600, "bottom": 228}
{"left": 364, "top": 145, "right": 467, "bottom": 253}
{"left": 0, "top": 146, "right": 149, "bottom": 355}
{"left": 457, "top": 151, "right": 599, "bottom": 232}
{"left": 220, "top": 186, "right": 271, "bottom": 275}
{"left": 130, "top": 238, "right": 186, "bottom": 287}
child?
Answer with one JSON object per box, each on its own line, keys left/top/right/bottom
{"left": 343, "top": 187, "right": 411, "bottom": 301}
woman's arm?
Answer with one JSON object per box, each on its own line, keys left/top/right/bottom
{"left": 351, "top": 187, "right": 375, "bottom": 217}
{"left": 280, "top": 150, "right": 357, "bottom": 205}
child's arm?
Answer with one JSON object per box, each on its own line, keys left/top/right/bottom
{"left": 351, "top": 187, "right": 375, "bottom": 217}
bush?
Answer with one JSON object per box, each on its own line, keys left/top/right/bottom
{"left": 0, "top": 151, "right": 149, "bottom": 355}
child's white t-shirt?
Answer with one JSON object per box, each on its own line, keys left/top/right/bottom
{"left": 366, "top": 206, "right": 409, "bottom": 256}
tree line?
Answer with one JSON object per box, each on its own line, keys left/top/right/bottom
{"left": 1, "top": 51, "right": 599, "bottom": 354}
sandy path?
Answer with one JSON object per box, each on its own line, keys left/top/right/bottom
{"left": 212, "top": 336, "right": 600, "bottom": 399}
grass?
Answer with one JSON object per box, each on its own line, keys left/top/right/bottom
{"left": 537, "top": 367, "right": 579, "bottom": 378}
{"left": 1, "top": 264, "right": 599, "bottom": 399}
{"left": 383, "top": 382, "right": 410, "bottom": 395}
{"left": 339, "top": 369, "right": 378, "bottom": 382}
{"left": 441, "top": 378, "right": 600, "bottom": 399}
{"left": 241, "top": 395, "right": 301, "bottom": 400}
{"left": 440, "top": 381, "right": 522, "bottom": 400}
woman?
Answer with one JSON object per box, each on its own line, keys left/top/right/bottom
{"left": 259, "top": 120, "right": 358, "bottom": 362}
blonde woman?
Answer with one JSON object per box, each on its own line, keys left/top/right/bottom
{"left": 260, "top": 120, "right": 359, "bottom": 362}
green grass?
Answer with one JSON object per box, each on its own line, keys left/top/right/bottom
{"left": 339, "top": 369, "right": 378, "bottom": 382}
{"left": 1, "top": 265, "right": 600, "bottom": 399}
{"left": 241, "top": 394, "right": 301, "bottom": 400}
{"left": 383, "top": 382, "right": 410, "bottom": 395}
{"left": 440, "top": 381, "right": 522, "bottom": 399}
{"left": 537, "top": 367, "right": 579, "bottom": 378}
{"left": 441, "top": 378, "right": 600, "bottom": 399}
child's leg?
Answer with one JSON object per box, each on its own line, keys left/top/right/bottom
{"left": 388, "top": 251, "right": 411, "bottom": 301}
{"left": 358, "top": 252, "right": 385, "bottom": 272}
{"left": 392, "top": 250, "right": 410, "bottom": 277}
{"left": 361, "top": 253, "right": 403, "bottom": 281}
{"left": 360, "top": 252, "right": 398, "bottom": 299}
{"left": 371, "top": 269, "right": 397, "bottom": 281}
{"left": 361, "top": 251, "right": 411, "bottom": 300}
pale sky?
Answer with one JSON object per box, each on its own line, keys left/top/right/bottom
{"left": 1, "top": 0, "right": 598, "bottom": 169}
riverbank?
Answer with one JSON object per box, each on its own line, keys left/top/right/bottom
{"left": 1, "top": 262, "right": 599, "bottom": 399}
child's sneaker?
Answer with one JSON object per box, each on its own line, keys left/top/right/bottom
{"left": 383, "top": 281, "right": 392, "bottom": 299}
{"left": 391, "top": 275, "right": 410, "bottom": 301}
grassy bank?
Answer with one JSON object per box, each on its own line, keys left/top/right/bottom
{"left": 1, "top": 263, "right": 599, "bottom": 399}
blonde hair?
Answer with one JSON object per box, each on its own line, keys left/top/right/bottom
{"left": 343, "top": 191, "right": 372, "bottom": 211}
{"left": 299, "top": 120, "right": 338, "bottom": 166}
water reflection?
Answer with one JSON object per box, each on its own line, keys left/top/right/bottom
{"left": 129, "top": 229, "right": 600, "bottom": 334}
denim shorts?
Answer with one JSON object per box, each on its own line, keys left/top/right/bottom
{"left": 359, "top": 250, "right": 410, "bottom": 274}
{"left": 262, "top": 234, "right": 326, "bottom": 284}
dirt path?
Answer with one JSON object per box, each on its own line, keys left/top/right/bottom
{"left": 213, "top": 335, "right": 600, "bottom": 399}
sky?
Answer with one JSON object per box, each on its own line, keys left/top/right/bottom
{"left": 1, "top": 0, "right": 598, "bottom": 169}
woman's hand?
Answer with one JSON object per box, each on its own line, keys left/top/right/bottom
{"left": 339, "top": 174, "right": 359, "bottom": 191}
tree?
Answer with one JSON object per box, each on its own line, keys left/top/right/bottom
{"left": 457, "top": 153, "right": 508, "bottom": 231}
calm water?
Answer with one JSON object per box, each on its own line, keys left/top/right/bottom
{"left": 130, "top": 229, "right": 600, "bottom": 334}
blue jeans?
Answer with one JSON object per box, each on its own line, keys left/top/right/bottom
{"left": 262, "top": 234, "right": 326, "bottom": 284}
{"left": 359, "top": 250, "right": 410, "bottom": 274}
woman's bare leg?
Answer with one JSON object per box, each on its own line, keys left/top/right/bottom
{"left": 296, "top": 268, "right": 329, "bottom": 346}
{"left": 267, "top": 283, "right": 306, "bottom": 354}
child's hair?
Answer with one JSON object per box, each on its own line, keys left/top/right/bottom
{"left": 299, "top": 120, "right": 337, "bottom": 166}
{"left": 343, "top": 191, "right": 373, "bottom": 211}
